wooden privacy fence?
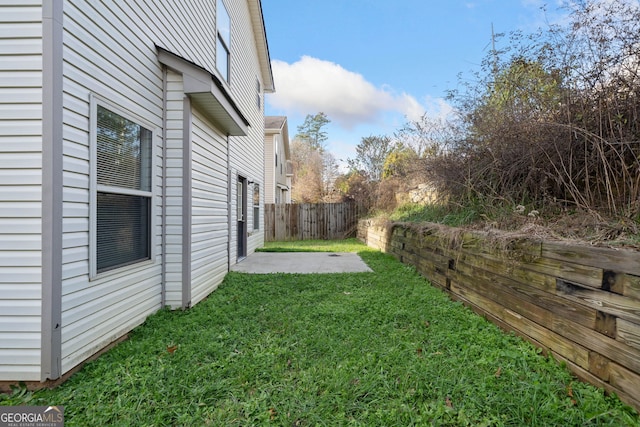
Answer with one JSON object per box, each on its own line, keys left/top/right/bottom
{"left": 359, "top": 219, "right": 640, "bottom": 411}
{"left": 264, "top": 202, "right": 360, "bottom": 241}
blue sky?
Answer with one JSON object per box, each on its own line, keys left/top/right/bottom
{"left": 262, "top": 0, "right": 565, "bottom": 167}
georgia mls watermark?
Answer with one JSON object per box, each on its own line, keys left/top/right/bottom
{"left": 0, "top": 406, "right": 64, "bottom": 427}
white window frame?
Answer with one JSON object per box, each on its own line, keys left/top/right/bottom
{"left": 89, "top": 94, "right": 157, "bottom": 279}
{"left": 237, "top": 179, "right": 244, "bottom": 221}
{"left": 256, "top": 78, "right": 261, "bottom": 110}
{"left": 253, "top": 182, "right": 260, "bottom": 231}
{"left": 216, "top": 0, "right": 231, "bottom": 82}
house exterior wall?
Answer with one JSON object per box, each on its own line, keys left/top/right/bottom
{"left": 264, "top": 133, "right": 276, "bottom": 204}
{"left": 0, "top": 1, "right": 44, "bottom": 381}
{"left": 285, "top": 171, "right": 292, "bottom": 204}
{"left": 274, "top": 134, "right": 289, "bottom": 203}
{"left": 190, "top": 108, "right": 229, "bottom": 305}
{"left": 0, "top": 0, "right": 271, "bottom": 383}
{"left": 226, "top": 0, "right": 265, "bottom": 257}
{"left": 264, "top": 119, "right": 290, "bottom": 205}
{"left": 164, "top": 70, "right": 185, "bottom": 309}
{"left": 60, "top": 0, "right": 166, "bottom": 375}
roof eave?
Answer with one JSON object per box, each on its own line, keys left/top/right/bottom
{"left": 248, "top": 0, "right": 275, "bottom": 93}
{"left": 157, "top": 46, "right": 249, "bottom": 136}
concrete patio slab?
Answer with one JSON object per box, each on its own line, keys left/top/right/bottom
{"left": 231, "top": 252, "right": 373, "bottom": 274}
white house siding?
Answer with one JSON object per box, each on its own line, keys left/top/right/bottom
{"left": 1, "top": 0, "right": 271, "bottom": 382}
{"left": 58, "top": 0, "right": 268, "bottom": 350}
{"left": 190, "top": 109, "right": 229, "bottom": 306}
{"left": 0, "top": 2, "right": 43, "bottom": 381}
{"left": 113, "top": 1, "right": 216, "bottom": 81}
{"left": 227, "top": 0, "right": 266, "bottom": 256}
{"left": 59, "top": 1, "right": 167, "bottom": 375}
{"left": 164, "top": 70, "right": 185, "bottom": 309}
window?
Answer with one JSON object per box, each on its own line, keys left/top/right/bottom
{"left": 253, "top": 183, "right": 260, "bottom": 230}
{"left": 91, "top": 101, "right": 153, "bottom": 276}
{"left": 237, "top": 179, "right": 244, "bottom": 221}
{"left": 216, "top": 0, "right": 231, "bottom": 82}
{"left": 256, "top": 79, "right": 261, "bottom": 110}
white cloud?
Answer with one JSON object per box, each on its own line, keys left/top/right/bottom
{"left": 423, "top": 96, "right": 455, "bottom": 120}
{"left": 267, "top": 56, "right": 424, "bottom": 129}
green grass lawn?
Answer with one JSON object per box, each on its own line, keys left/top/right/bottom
{"left": 2, "top": 240, "right": 638, "bottom": 426}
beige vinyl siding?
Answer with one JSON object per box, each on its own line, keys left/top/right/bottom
{"left": 264, "top": 134, "right": 275, "bottom": 204}
{"left": 59, "top": 1, "right": 166, "bottom": 374}
{"left": 275, "top": 135, "right": 288, "bottom": 195}
{"left": 164, "top": 70, "right": 185, "bottom": 309}
{"left": 190, "top": 109, "right": 229, "bottom": 305}
{"left": 0, "top": 1, "right": 43, "bottom": 381}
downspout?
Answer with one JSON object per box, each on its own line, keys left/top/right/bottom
{"left": 227, "top": 135, "right": 232, "bottom": 271}
{"left": 41, "top": 0, "right": 63, "bottom": 381}
{"left": 182, "top": 97, "right": 192, "bottom": 309}
{"left": 160, "top": 65, "right": 168, "bottom": 308}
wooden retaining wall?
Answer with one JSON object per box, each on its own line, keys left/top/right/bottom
{"left": 358, "top": 219, "right": 640, "bottom": 410}
{"left": 264, "top": 202, "right": 360, "bottom": 241}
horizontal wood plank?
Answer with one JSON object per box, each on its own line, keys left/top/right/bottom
{"left": 452, "top": 264, "right": 596, "bottom": 329}
{"left": 542, "top": 241, "right": 640, "bottom": 276}
{"left": 556, "top": 279, "right": 640, "bottom": 324}
{"left": 617, "top": 318, "right": 640, "bottom": 351}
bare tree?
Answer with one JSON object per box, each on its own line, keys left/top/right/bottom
{"left": 395, "top": 114, "right": 460, "bottom": 158}
{"left": 423, "top": 0, "right": 640, "bottom": 220}
{"left": 290, "top": 138, "right": 324, "bottom": 202}
{"left": 347, "top": 135, "right": 396, "bottom": 182}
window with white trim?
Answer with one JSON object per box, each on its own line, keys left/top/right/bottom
{"left": 216, "top": 0, "right": 231, "bottom": 82}
{"left": 91, "top": 100, "right": 154, "bottom": 276}
{"left": 253, "top": 183, "right": 260, "bottom": 230}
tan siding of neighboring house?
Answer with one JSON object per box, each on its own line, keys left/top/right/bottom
{"left": 0, "top": 1, "right": 43, "bottom": 381}
{"left": 275, "top": 134, "right": 288, "bottom": 201}
{"left": 264, "top": 134, "right": 276, "bottom": 204}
